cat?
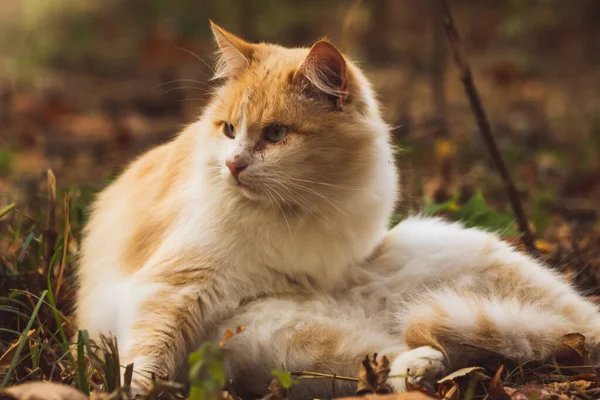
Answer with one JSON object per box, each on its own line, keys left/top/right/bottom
{"left": 75, "top": 22, "right": 600, "bottom": 398}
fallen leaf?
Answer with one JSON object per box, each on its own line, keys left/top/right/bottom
{"left": 555, "top": 333, "right": 589, "bottom": 365}
{"left": 546, "top": 380, "right": 594, "bottom": 392}
{"left": 336, "top": 393, "right": 438, "bottom": 400}
{"left": 437, "top": 366, "right": 488, "bottom": 384}
{"left": 438, "top": 382, "right": 459, "bottom": 400}
{"left": 488, "top": 366, "right": 511, "bottom": 400}
{"left": 535, "top": 239, "right": 555, "bottom": 254}
{"left": 357, "top": 354, "right": 392, "bottom": 395}
{"left": 504, "top": 384, "right": 571, "bottom": 400}
{"left": 0, "top": 329, "right": 36, "bottom": 376}
{"left": 260, "top": 379, "right": 287, "bottom": 400}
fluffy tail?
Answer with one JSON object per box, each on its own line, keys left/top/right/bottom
{"left": 396, "top": 288, "right": 575, "bottom": 367}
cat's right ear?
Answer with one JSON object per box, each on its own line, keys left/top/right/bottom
{"left": 210, "top": 21, "right": 255, "bottom": 80}
{"left": 294, "top": 40, "right": 349, "bottom": 110}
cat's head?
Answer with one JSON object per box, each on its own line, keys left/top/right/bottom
{"left": 202, "top": 22, "right": 397, "bottom": 216}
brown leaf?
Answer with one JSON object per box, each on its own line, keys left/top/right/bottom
{"left": 219, "top": 326, "right": 245, "bottom": 347}
{"left": 260, "top": 379, "right": 287, "bottom": 400}
{"left": 554, "top": 333, "right": 589, "bottom": 365}
{"left": 0, "top": 330, "right": 36, "bottom": 377}
{"left": 488, "top": 366, "right": 511, "bottom": 400}
{"left": 0, "top": 382, "right": 88, "bottom": 400}
{"left": 336, "top": 393, "right": 438, "bottom": 400}
{"left": 375, "top": 355, "right": 391, "bottom": 394}
{"left": 438, "top": 382, "right": 459, "bottom": 400}
{"left": 546, "top": 380, "right": 594, "bottom": 392}
{"left": 437, "top": 366, "right": 488, "bottom": 384}
{"left": 504, "top": 384, "right": 571, "bottom": 400}
{"left": 437, "top": 367, "right": 489, "bottom": 400}
{"left": 357, "top": 354, "right": 392, "bottom": 395}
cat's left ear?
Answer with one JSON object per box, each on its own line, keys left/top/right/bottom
{"left": 295, "top": 40, "right": 349, "bottom": 110}
{"left": 210, "top": 21, "right": 255, "bottom": 80}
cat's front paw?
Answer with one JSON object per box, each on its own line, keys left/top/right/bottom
{"left": 388, "top": 346, "right": 446, "bottom": 392}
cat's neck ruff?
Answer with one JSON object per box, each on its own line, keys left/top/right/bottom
{"left": 174, "top": 120, "right": 398, "bottom": 291}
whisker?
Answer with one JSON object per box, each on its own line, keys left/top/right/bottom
{"left": 161, "top": 86, "right": 217, "bottom": 96}
{"left": 173, "top": 45, "right": 216, "bottom": 76}
{"left": 154, "top": 79, "right": 214, "bottom": 89}
{"left": 264, "top": 183, "right": 294, "bottom": 242}
{"left": 286, "top": 182, "right": 348, "bottom": 217}
{"left": 286, "top": 177, "right": 361, "bottom": 191}
{"left": 263, "top": 178, "right": 305, "bottom": 223}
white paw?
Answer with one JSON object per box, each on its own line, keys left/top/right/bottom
{"left": 388, "top": 346, "right": 446, "bottom": 392}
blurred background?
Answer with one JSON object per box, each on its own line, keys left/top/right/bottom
{"left": 1, "top": 0, "right": 600, "bottom": 286}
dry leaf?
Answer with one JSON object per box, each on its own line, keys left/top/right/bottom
{"left": 438, "top": 382, "right": 459, "bottom": 400}
{"left": 546, "top": 380, "right": 594, "bottom": 392}
{"left": 260, "top": 379, "right": 287, "bottom": 400}
{"left": 437, "top": 366, "right": 488, "bottom": 384}
{"left": 504, "top": 384, "right": 570, "bottom": 400}
{"left": 555, "top": 333, "right": 589, "bottom": 365}
{"left": 535, "top": 240, "right": 555, "bottom": 254}
{"left": 357, "top": 354, "right": 392, "bottom": 395}
{"left": 488, "top": 366, "right": 511, "bottom": 400}
{"left": 0, "top": 330, "right": 36, "bottom": 376}
{"left": 0, "top": 382, "right": 88, "bottom": 400}
{"left": 336, "top": 393, "right": 438, "bottom": 400}
{"left": 437, "top": 366, "right": 489, "bottom": 400}
{"left": 219, "top": 326, "right": 245, "bottom": 347}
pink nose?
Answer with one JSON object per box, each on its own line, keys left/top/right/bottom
{"left": 226, "top": 157, "right": 249, "bottom": 179}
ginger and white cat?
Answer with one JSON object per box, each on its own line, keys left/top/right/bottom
{"left": 76, "top": 22, "right": 600, "bottom": 398}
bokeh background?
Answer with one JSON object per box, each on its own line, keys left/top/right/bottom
{"left": 2, "top": 0, "right": 600, "bottom": 392}
{"left": 2, "top": 0, "right": 600, "bottom": 213}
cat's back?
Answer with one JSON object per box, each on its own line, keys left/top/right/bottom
{"left": 79, "top": 126, "right": 195, "bottom": 279}
{"left": 76, "top": 126, "right": 197, "bottom": 334}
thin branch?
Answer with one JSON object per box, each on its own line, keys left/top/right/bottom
{"left": 439, "top": 0, "right": 538, "bottom": 256}
{"left": 292, "top": 371, "right": 358, "bottom": 382}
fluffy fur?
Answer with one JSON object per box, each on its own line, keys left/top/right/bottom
{"left": 76, "top": 23, "right": 600, "bottom": 398}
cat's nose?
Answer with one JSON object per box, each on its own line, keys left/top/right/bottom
{"left": 226, "top": 156, "right": 249, "bottom": 179}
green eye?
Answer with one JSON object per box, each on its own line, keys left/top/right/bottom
{"left": 223, "top": 122, "right": 235, "bottom": 139}
{"left": 265, "top": 124, "right": 289, "bottom": 143}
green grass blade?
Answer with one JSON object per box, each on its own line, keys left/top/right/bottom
{"left": 76, "top": 331, "right": 90, "bottom": 395}
{"left": 17, "top": 231, "right": 36, "bottom": 264}
{"left": 46, "top": 268, "right": 74, "bottom": 361}
{"left": 0, "top": 289, "right": 47, "bottom": 388}
{"left": 0, "top": 304, "right": 32, "bottom": 320}
{"left": 0, "top": 203, "right": 16, "bottom": 219}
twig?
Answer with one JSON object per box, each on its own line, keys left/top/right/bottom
{"left": 291, "top": 371, "right": 358, "bottom": 382}
{"left": 439, "top": 0, "right": 538, "bottom": 256}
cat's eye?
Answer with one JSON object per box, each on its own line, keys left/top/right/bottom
{"left": 265, "top": 124, "right": 289, "bottom": 143}
{"left": 223, "top": 122, "right": 236, "bottom": 139}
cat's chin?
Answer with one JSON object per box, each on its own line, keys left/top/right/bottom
{"left": 232, "top": 180, "right": 269, "bottom": 203}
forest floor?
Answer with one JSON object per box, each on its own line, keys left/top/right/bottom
{"left": 2, "top": 3, "right": 600, "bottom": 399}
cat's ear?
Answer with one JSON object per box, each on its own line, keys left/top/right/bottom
{"left": 210, "top": 21, "right": 255, "bottom": 80}
{"left": 295, "top": 40, "right": 349, "bottom": 110}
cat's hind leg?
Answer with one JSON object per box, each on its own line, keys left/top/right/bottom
{"left": 372, "top": 216, "right": 600, "bottom": 361}
{"left": 395, "top": 288, "right": 574, "bottom": 367}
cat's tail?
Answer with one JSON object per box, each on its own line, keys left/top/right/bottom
{"left": 395, "top": 288, "right": 576, "bottom": 367}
